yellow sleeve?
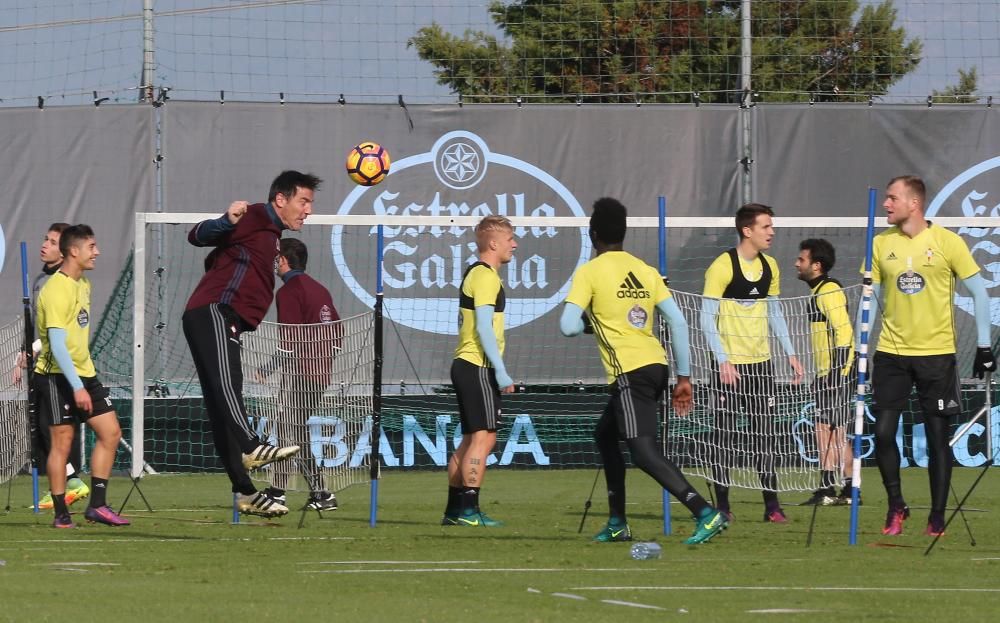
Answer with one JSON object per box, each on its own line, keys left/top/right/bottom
{"left": 944, "top": 230, "right": 980, "bottom": 280}
{"left": 37, "top": 278, "right": 74, "bottom": 330}
{"left": 766, "top": 255, "right": 780, "bottom": 296}
{"left": 703, "top": 254, "right": 732, "bottom": 298}
{"left": 565, "top": 263, "right": 593, "bottom": 309}
{"left": 653, "top": 271, "right": 670, "bottom": 305}
{"left": 817, "top": 283, "right": 853, "bottom": 348}
{"left": 469, "top": 266, "right": 501, "bottom": 308}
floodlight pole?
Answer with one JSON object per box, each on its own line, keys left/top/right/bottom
{"left": 141, "top": 0, "right": 155, "bottom": 102}
{"left": 739, "top": 0, "right": 753, "bottom": 204}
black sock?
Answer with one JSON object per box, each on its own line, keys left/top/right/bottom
{"left": 676, "top": 487, "right": 710, "bottom": 518}
{"left": 264, "top": 486, "right": 285, "bottom": 498}
{"left": 821, "top": 470, "right": 837, "bottom": 490}
{"left": 90, "top": 477, "right": 108, "bottom": 507}
{"left": 446, "top": 486, "right": 462, "bottom": 515}
{"left": 841, "top": 478, "right": 853, "bottom": 494}
{"left": 460, "top": 487, "right": 480, "bottom": 513}
{"left": 68, "top": 472, "right": 80, "bottom": 481}
{"left": 607, "top": 486, "right": 626, "bottom": 522}
{"left": 52, "top": 492, "right": 68, "bottom": 516}
{"left": 762, "top": 490, "right": 780, "bottom": 509}
{"left": 714, "top": 484, "right": 730, "bottom": 511}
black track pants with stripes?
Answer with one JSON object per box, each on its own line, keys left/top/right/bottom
{"left": 183, "top": 303, "right": 259, "bottom": 494}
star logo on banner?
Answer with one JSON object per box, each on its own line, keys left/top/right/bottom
{"left": 440, "top": 142, "right": 480, "bottom": 184}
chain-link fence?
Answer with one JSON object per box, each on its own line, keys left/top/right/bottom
{"left": 1, "top": 0, "right": 997, "bottom": 107}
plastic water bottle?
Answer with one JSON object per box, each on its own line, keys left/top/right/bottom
{"left": 630, "top": 542, "right": 662, "bottom": 560}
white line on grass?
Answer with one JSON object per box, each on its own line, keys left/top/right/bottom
{"left": 301, "top": 568, "right": 661, "bottom": 574}
{"left": 572, "top": 586, "right": 1000, "bottom": 593}
{"left": 551, "top": 593, "right": 587, "bottom": 600}
{"left": 9, "top": 536, "right": 354, "bottom": 544}
{"left": 600, "top": 599, "right": 665, "bottom": 610}
{"left": 298, "top": 560, "right": 483, "bottom": 565}
{"left": 42, "top": 562, "right": 120, "bottom": 566}
{"left": 747, "top": 609, "right": 824, "bottom": 614}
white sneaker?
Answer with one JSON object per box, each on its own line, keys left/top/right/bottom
{"left": 241, "top": 444, "right": 300, "bottom": 470}
{"left": 236, "top": 491, "right": 289, "bottom": 518}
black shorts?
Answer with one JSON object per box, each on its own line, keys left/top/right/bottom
{"left": 608, "top": 363, "right": 669, "bottom": 439}
{"left": 813, "top": 372, "right": 853, "bottom": 427}
{"left": 710, "top": 360, "right": 776, "bottom": 416}
{"left": 871, "top": 352, "right": 961, "bottom": 416}
{"left": 451, "top": 358, "right": 502, "bottom": 433}
{"left": 33, "top": 373, "right": 114, "bottom": 426}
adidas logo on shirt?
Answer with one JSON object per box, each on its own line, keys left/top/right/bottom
{"left": 617, "top": 272, "right": 651, "bottom": 299}
{"left": 748, "top": 287, "right": 759, "bottom": 296}
{"left": 886, "top": 252, "right": 898, "bottom": 261}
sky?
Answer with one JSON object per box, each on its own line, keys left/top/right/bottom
{"left": 0, "top": 0, "right": 998, "bottom": 107}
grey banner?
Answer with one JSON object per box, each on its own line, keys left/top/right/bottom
{"left": 2, "top": 102, "right": 999, "bottom": 385}
{"left": 0, "top": 104, "right": 153, "bottom": 327}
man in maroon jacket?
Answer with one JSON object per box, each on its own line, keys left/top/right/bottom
{"left": 182, "top": 170, "right": 322, "bottom": 518}
{"left": 260, "top": 238, "right": 342, "bottom": 512}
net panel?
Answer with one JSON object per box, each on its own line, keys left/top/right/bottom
{"left": 0, "top": 316, "right": 30, "bottom": 485}
{"left": 91, "top": 215, "right": 997, "bottom": 481}
{"left": 668, "top": 286, "right": 862, "bottom": 493}
{"left": 240, "top": 315, "right": 375, "bottom": 494}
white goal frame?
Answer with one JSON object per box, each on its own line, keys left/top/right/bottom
{"left": 129, "top": 213, "right": 998, "bottom": 477}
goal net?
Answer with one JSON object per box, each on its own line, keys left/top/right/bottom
{"left": 92, "top": 213, "right": 992, "bottom": 498}
{"left": 0, "top": 316, "right": 29, "bottom": 486}
{"left": 240, "top": 315, "right": 375, "bottom": 495}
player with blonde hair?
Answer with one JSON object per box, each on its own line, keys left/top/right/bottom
{"left": 441, "top": 215, "right": 517, "bottom": 527}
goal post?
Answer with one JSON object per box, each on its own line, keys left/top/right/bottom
{"left": 121, "top": 211, "right": 999, "bottom": 524}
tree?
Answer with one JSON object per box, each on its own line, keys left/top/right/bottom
{"left": 932, "top": 67, "right": 979, "bottom": 104}
{"left": 408, "top": 0, "right": 922, "bottom": 103}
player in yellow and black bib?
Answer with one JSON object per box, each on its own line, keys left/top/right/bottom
{"left": 442, "top": 216, "right": 517, "bottom": 528}
{"left": 33, "top": 225, "right": 129, "bottom": 529}
{"left": 795, "top": 239, "right": 856, "bottom": 507}
{"left": 561, "top": 198, "right": 728, "bottom": 546}
{"left": 865, "top": 176, "right": 996, "bottom": 537}
{"left": 700, "top": 203, "right": 803, "bottom": 523}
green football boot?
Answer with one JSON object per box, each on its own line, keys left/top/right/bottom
{"left": 456, "top": 509, "right": 505, "bottom": 527}
{"left": 593, "top": 519, "right": 632, "bottom": 542}
{"left": 683, "top": 508, "right": 729, "bottom": 545}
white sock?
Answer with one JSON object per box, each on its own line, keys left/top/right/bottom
{"left": 65, "top": 463, "right": 76, "bottom": 478}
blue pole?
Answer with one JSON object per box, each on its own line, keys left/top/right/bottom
{"left": 20, "top": 242, "right": 40, "bottom": 512}
{"left": 232, "top": 492, "right": 239, "bottom": 524}
{"left": 370, "top": 225, "right": 385, "bottom": 528}
{"left": 658, "top": 197, "right": 672, "bottom": 536}
{"left": 850, "top": 188, "right": 877, "bottom": 544}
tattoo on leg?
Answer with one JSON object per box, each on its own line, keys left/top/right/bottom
{"left": 470, "top": 458, "right": 481, "bottom": 465}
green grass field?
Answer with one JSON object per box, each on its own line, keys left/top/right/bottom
{"left": 1, "top": 467, "right": 999, "bottom": 622}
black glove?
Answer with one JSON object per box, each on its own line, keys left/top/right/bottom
{"left": 973, "top": 346, "right": 997, "bottom": 379}
{"left": 582, "top": 312, "right": 593, "bottom": 335}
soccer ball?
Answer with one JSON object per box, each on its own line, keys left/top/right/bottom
{"left": 346, "top": 142, "right": 391, "bottom": 186}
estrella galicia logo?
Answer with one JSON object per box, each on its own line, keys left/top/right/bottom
{"left": 77, "top": 308, "right": 89, "bottom": 327}
{"left": 896, "top": 271, "right": 926, "bottom": 295}
{"left": 332, "top": 130, "right": 590, "bottom": 334}
{"left": 627, "top": 304, "right": 647, "bottom": 328}
{"left": 927, "top": 157, "right": 1000, "bottom": 324}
